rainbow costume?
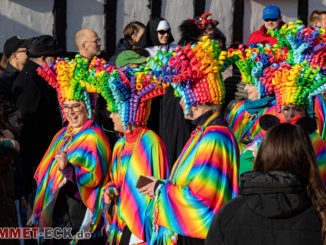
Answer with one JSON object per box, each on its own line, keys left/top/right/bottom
{"left": 151, "top": 37, "right": 239, "bottom": 244}
{"left": 32, "top": 55, "right": 112, "bottom": 240}
{"left": 88, "top": 65, "right": 170, "bottom": 244}
{"left": 226, "top": 42, "right": 278, "bottom": 152}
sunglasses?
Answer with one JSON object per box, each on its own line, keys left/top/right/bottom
{"left": 264, "top": 18, "right": 278, "bottom": 22}
{"left": 158, "top": 30, "right": 170, "bottom": 35}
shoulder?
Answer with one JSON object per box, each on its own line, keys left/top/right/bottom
{"left": 141, "top": 129, "right": 165, "bottom": 146}
{"left": 214, "top": 196, "right": 246, "bottom": 226}
{"left": 202, "top": 125, "right": 236, "bottom": 145}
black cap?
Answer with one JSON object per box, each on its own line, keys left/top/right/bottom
{"left": 3, "top": 36, "right": 29, "bottom": 58}
{"left": 27, "top": 35, "right": 63, "bottom": 58}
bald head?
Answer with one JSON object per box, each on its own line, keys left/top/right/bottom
{"left": 75, "top": 28, "right": 101, "bottom": 60}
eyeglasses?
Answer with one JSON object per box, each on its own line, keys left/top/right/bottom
{"left": 158, "top": 30, "right": 170, "bottom": 35}
{"left": 264, "top": 18, "right": 278, "bottom": 22}
{"left": 62, "top": 103, "right": 82, "bottom": 113}
{"left": 85, "top": 38, "right": 101, "bottom": 44}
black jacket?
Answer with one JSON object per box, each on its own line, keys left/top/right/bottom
{"left": 205, "top": 171, "right": 322, "bottom": 245}
{"left": 108, "top": 38, "right": 132, "bottom": 65}
{"left": 12, "top": 59, "right": 62, "bottom": 193}
{"left": 0, "top": 63, "right": 20, "bottom": 101}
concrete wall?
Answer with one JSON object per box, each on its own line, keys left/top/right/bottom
{"left": 0, "top": 0, "right": 313, "bottom": 54}
{"left": 0, "top": 0, "right": 54, "bottom": 51}
{"left": 243, "top": 0, "right": 297, "bottom": 44}
{"left": 161, "top": 0, "right": 194, "bottom": 45}
{"left": 66, "top": 0, "right": 105, "bottom": 52}
{"left": 308, "top": 0, "right": 326, "bottom": 26}
{"left": 116, "top": 0, "right": 151, "bottom": 43}
{"left": 206, "top": 0, "right": 234, "bottom": 48}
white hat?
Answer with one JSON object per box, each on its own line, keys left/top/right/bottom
{"left": 157, "top": 20, "right": 170, "bottom": 31}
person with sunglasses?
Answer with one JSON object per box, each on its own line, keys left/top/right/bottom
{"left": 0, "top": 36, "right": 30, "bottom": 101}
{"left": 247, "top": 5, "right": 285, "bottom": 46}
{"left": 137, "top": 17, "right": 177, "bottom": 58}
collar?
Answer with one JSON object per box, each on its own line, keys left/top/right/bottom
{"left": 192, "top": 110, "right": 214, "bottom": 126}
{"left": 5, "top": 63, "right": 19, "bottom": 74}
{"left": 124, "top": 126, "right": 147, "bottom": 143}
{"left": 244, "top": 97, "right": 274, "bottom": 115}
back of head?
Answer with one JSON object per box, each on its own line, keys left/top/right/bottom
{"left": 178, "top": 19, "right": 204, "bottom": 46}
{"left": 254, "top": 123, "right": 314, "bottom": 179}
{"left": 28, "top": 35, "right": 62, "bottom": 58}
{"left": 254, "top": 123, "right": 326, "bottom": 244}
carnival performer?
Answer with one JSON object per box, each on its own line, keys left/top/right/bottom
{"left": 31, "top": 54, "right": 111, "bottom": 244}
{"left": 226, "top": 43, "right": 278, "bottom": 153}
{"left": 90, "top": 64, "right": 170, "bottom": 244}
{"left": 139, "top": 37, "right": 239, "bottom": 245}
{"left": 237, "top": 21, "right": 326, "bottom": 182}
{"left": 267, "top": 20, "right": 326, "bottom": 140}
{"left": 240, "top": 61, "right": 326, "bottom": 182}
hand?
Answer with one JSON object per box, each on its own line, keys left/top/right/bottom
{"left": 104, "top": 187, "right": 119, "bottom": 205}
{"left": 56, "top": 150, "right": 68, "bottom": 169}
{"left": 56, "top": 144, "right": 69, "bottom": 170}
{"left": 138, "top": 176, "right": 158, "bottom": 199}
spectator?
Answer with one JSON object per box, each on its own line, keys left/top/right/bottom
{"left": 206, "top": 123, "right": 326, "bottom": 245}
{"left": 138, "top": 17, "right": 177, "bottom": 58}
{"left": 12, "top": 35, "right": 63, "bottom": 195}
{"left": 0, "top": 95, "right": 20, "bottom": 245}
{"left": 178, "top": 12, "right": 218, "bottom": 46}
{"left": 0, "top": 36, "right": 30, "bottom": 101}
{"left": 108, "top": 21, "right": 145, "bottom": 65}
{"left": 75, "top": 28, "right": 101, "bottom": 60}
{"left": 309, "top": 10, "right": 326, "bottom": 29}
{"left": 247, "top": 5, "right": 285, "bottom": 46}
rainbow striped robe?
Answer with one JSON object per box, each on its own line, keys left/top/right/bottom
{"left": 153, "top": 112, "right": 239, "bottom": 244}
{"left": 315, "top": 95, "right": 326, "bottom": 141}
{"left": 226, "top": 99, "right": 276, "bottom": 153}
{"left": 32, "top": 119, "right": 111, "bottom": 232}
{"left": 103, "top": 127, "right": 169, "bottom": 244}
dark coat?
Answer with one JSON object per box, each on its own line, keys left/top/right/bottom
{"left": 12, "top": 60, "right": 62, "bottom": 193}
{"left": 108, "top": 38, "right": 132, "bottom": 65}
{"left": 0, "top": 63, "right": 20, "bottom": 101}
{"left": 205, "top": 171, "right": 323, "bottom": 245}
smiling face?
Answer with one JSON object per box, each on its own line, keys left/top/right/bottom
{"left": 109, "top": 112, "right": 125, "bottom": 133}
{"left": 281, "top": 105, "right": 307, "bottom": 122}
{"left": 264, "top": 16, "right": 282, "bottom": 31}
{"left": 157, "top": 29, "right": 170, "bottom": 45}
{"left": 63, "top": 100, "right": 88, "bottom": 128}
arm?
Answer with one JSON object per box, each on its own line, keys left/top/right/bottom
{"left": 155, "top": 130, "right": 239, "bottom": 238}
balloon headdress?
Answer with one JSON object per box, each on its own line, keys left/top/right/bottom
{"left": 90, "top": 65, "right": 169, "bottom": 129}
{"left": 37, "top": 54, "right": 98, "bottom": 120}
{"left": 260, "top": 61, "right": 326, "bottom": 117}
{"left": 149, "top": 36, "right": 232, "bottom": 115}
{"left": 253, "top": 20, "right": 326, "bottom": 116}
